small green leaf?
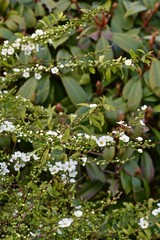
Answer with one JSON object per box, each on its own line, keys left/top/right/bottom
{"left": 149, "top": 59, "right": 160, "bottom": 97}
{"left": 120, "top": 170, "right": 132, "bottom": 194}
{"left": 124, "top": 1, "right": 147, "bottom": 17}
{"left": 61, "top": 75, "right": 89, "bottom": 106}
{"left": 17, "top": 78, "right": 37, "bottom": 100}
{"left": 112, "top": 32, "right": 143, "bottom": 52}
{"left": 141, "top": 151, "right": 155, "bottom": 182}
{"left": 86, "top": 162, "right": 106, "bottom": 183}
{"left": 79, "top": 181, "right": 104, "bottom": 200}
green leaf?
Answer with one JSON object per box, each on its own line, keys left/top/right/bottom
{"left": 86, "top": 162, "right": 106, "bottom": 183}
{"left": 89, "top": 117, "right": 102, "bottom": 131}
{"left": 23, "top": 6, "right": 36, "bottom": 28}
{"left": 142, "top": 178, "right": 150, "bottom": 198}
{"left": 61, "top": 75, "right": 89, "bottom": 106}
{"left": 103, "top": 146, "right": 115, "bottom": 162}
{"left": 35, "top": 75, "right": 50, "bottom": 104}
{"left": 80, "top": 73, "right": 90, "bottom": 85}
{"left": 61, "top": 128, "right": 70, "bottom": 142}
{"left": 79, "top": 181, "right": 104, "bottom": 200}
{"left": 112, "top": 32, "right": 143, "bottom": 52}
{"left": 153, "top": 104, "right": 160, "bottom": 112}
{"left": 142, "top": 0, "right": 158, "bottom": 10}
{"left": 123, "top": 76, "right": 142, "bottom": 110}
{"left": 35, "top": 2, "right": 46, "bottom": 17}
{"left": 141, "top": 151, "right": 155, "bottom": 182}
{"left": 17, "top": 78, "right": 37, "bottom": 100}
{"left": 0, "top": 27, "right": 14, "bottom": 40}
{"left": 120, "top": 170, "right": 132, "bottom": 194}
{"left": 96, "top": 34, "right": 113, "bottom": 60}
{"left": 132, "top": 176, "right": 145, "bottom": 202}
{"left": 124, "top": 1, "right": 147, "bottom": 17}
{"left": 53, "top": 0, "right": 70, "bottom": 13}
{"left": 52, "top": 34, "right": 69, "bottom": 49}
{"left": 149, "top": 59, "right": 160, "bottom": 97}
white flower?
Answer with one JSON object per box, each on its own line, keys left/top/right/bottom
{"left": 0, "top": 162, "right": 10, "bottom": 175}
{"left": 7, "top": 47, "right": 14, "bottom": 55}
{"left": 46, "top": 130, "right": 58, "bottom": 136}
{"left": 141, "top": 105, "right": 147, "bottom": 111}
{"left": 51, "top": 67, "right": 59, "bottom": 74}
{"left": 74, "top": 210, "right": 83, "bottom": 218}
{"left": 124, "top": 59, "right": 132, "bottom": 66}
{"left": 59, "top": 64, "right": 64, "bottom": 68}
{"left": 35, "top": 29, "right": 44, "bottom": 35}
{"left": 49, "top": 165, "right": 60, "bottom": 175}
{"left": 82, "top": 157, "right": 87, "bottom": 166}
{"left": 23, "top": 71, "right": 30, "bottom": 78}
{"left": 136, "top": 137, "right": 143, "bottom": 141}
{"left": 140, "top": 120, "right": 145, "bottom": 126}
{"left": 34, "top": 73, "right": 41, "bottom": 80}
{"left": 119, "top": 133, "right": 130, "bottom": 142}
{"left": 96, "top": 136, "right": 107, "bottom": 147}
{"left": 137, "top": 149, "right": 143, "bottom": 153}
{"left": 0, "top": 121, "right": 15, "bottom": 133}
{"left": 58, "top": 218, "right": 73, "bottom": 228}
{"left": 89, "top": 104, "right": 97, "bottom": 108}
{"left": 157, "top": 203, "right": 160, "bottom": 207}
{"left": 1, "top": 48, "right": 8, "bottom": 55}
{"left": 138, "top": 218, "right": 149, "bottom": 229}
{"left": 152, "top": 208, "right": 160, "bottom": 216}
{"left": 104, "top": 135, "right": 114, "bottom": 143}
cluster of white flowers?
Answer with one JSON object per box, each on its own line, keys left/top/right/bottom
{"left": 96, "top": 135, "right": 115, "bottom": 147}
{"left": 9, "top": 151, "right": 39, "bottom": 171}
{"left": 0, "top": 162, "right": 10, "bottom": 175}
{"left": 152, "top": 203, "right": 160, "bottom": 216}
{"left": 1, "top": 38, "right": 39, "bottom": 58}
{"left": 48, "top": 158, "right": 78, "bottom": 183}
{"left": 0, "top": 121, "right": 15, "bottom": 133}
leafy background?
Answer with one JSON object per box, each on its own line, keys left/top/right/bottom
{"left": 1, "top": 0, "right": 160, "bottom": 205}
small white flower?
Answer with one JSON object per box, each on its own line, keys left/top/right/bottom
{"left": 23, "top": 71, "right": 30, "bottom": 78}
{"left": 119, "top": 134, "right": 130, "bottom": 142}
{"left": 138, "top": 217, "right": 149, "bottom": 229}
{"left": 34, "top": 73, "right": 41, "bottom": 80}
{"left": 141, "top": 105, "right": 147, "bottom": 111}
{"left": 49, "top": 165, "right": 60, "bottom": 175}
{"left": 7, "top": 47, "right": 14, "bottom": 55}
{"left": 74, "top": 210, "right": 83, "bottom": 218}
{"left": 157, "top": 203, "right": 160, "bottom": 207}
{"left": 58, "top": 218, "right": 73, "bottom": 228}
{"left": 96, "top": 136, "right": 107, "bottom": 147}
{"left": 104, "top": 135, "right": 115, "bottom": 143}
{"left": 51, "top": 67, "right": 59, "bottom": 74}
{"left": 140, "top": 120, "right": 145, "bottom": 126}
{"left": 35, "top": 29, "right": 44, "bottom": 35}
{"left": 1, "top": 48, "right": 8, "bottom": 55}
{"left": 89, "top": 104, "right": 97, "bottom": 108}
{"left": 152, "top": 208, "right": 160, "bottom": 216}
{"left": 0, "top": 162, "right": 10, "bottom": 175}
{"left": 59, "top": 64, "right": 64, "bottom": 68}
{"left": 136, "top": 137, "right": 143, "bottom": 141}
{"left": 137, "top": 149, "right": 143, "bottom": 153}
{"left": 82, "top": 157, "right": 87, "bottom": 166}
{"left": 124, "top": 59, "right": 132, "bottom": 66}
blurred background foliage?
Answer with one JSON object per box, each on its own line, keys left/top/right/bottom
{"left": 1, "top": 0, "right": 160, "bottom": 203}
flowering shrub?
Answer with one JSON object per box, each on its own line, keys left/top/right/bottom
{"left": 0, "top": 1, "right": 160, "bottom": 239}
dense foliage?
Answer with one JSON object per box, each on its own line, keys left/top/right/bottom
{"left": 0, "top": 0, "right": 160, "bottom": 239}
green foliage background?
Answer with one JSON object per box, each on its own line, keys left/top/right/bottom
{"left": 0, "top": 0, "right": 160, "bottom": 239}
